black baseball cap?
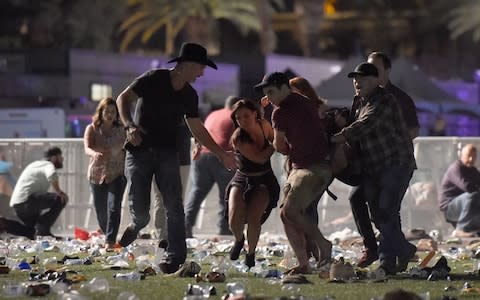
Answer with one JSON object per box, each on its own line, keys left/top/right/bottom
{"left": 347, "top": 62, "right": 379, "bottom": 78}
{"left": 254, "top": 72, "right": 290, "bottom": 91}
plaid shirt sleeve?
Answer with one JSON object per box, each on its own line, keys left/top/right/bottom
{"left": 340, "top": 93, "right": 415, "bottom": 174}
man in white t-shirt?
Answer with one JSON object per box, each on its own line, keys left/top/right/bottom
{"left": 0, "top": 147, "right": 68, "bottom": 239}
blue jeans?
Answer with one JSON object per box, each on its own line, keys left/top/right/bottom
{"left": 90, "top": 175, "right": 126, "bottom": 244}
{"left": 125, "top": 148, "right": 186, "bottom": 262}
{"left": 184, "top": 153, "right": 233, "bottom": 230}
{"left": 362, "top": 166, "right": 413, "bottom": 265}
{"left": 446, "top": 191, "right": 480, "bottom": 232}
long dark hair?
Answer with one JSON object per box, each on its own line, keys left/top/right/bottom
{"left": 92, "top": 97, "right": 121, "bottom": 128}
{"left": 230, "top": 99, "right": 262, "bottom": 145}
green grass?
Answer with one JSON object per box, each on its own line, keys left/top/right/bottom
{"left": 2, "top": 247, "right": 480, "bottom": 300}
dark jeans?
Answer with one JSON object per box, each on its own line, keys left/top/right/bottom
{"left": 125, "top": 148, "right": 186, "bottom": 263}
{"left": 363, "top": 166, "right": 413, "bottom": 265}
{"left": 90, "top": 175, "right": 126, "bottom": 243}
{"left": 184, "top": 153, "right": 233, "bottom": 231}
{"left": 13, "top": 192, "right": 66, "bottom": 235}
{"left": 349, "top": 185, "right": 378, "bottom": 252}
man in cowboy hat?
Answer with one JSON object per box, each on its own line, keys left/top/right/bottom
{"left": 116, "top": 42, "right": 236, "bottom": 273}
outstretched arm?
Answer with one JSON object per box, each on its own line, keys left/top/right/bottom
{"left": 186, "top": 117, "right": 237, "bottom": 170}
{"left": 117, "top": 87, "right": 142, "bottom": 146}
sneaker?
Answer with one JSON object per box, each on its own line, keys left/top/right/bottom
{"left": 377, "top": 261, "right": 397, "bottom": 276}
{"left": 119, "top": 226, "right": 137, "bottom": 247}
{"left": 35, "top": 230, "right": 62, "bottom": 240}
{"left": 356, "top": 249, "right": 379, "bottom": 268}
{"left": 396, "top": 243, "right": 417, "bottom": 273}
{"left": 245, "top": 253, "right": 255, "bottom": 268}
{"left": 105, "top": 242, "right": 122, "bottom": 252}
{"left": 158, "top": 239, "right": 168, "bottom": 249}
{"left": 229, "top": 236, "right": 245, "bottom": 261}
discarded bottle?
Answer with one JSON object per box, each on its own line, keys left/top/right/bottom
{"left": 64, "top": 257, "right": 92, "bottom": 265}
{"left": 185, "top": 283, "right": 216, "bottom": 297}
{"left": 113, "top": 271, "right": 145, "bottom": 281}
{"left": 226, "top": 282, "right": 246, "bottom": 296}
{"left": 82, "top": 277, "right": 110, "bottom": 293}
{"left": 59, "top": 291, "right": 88, "bottom": 300}
{"left": 117, "top": 291, "right": 140, "bottom": 300}
{"left": 3, "top": 281, "right": 26, "bottom": 297}
{"left": 281, "top": 284, "right": 301, "bottom": 295}
{"left": 26, "top": 283, "right": 50, "bottom": 297}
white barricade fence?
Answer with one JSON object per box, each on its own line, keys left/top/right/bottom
{"left": 0, "top": 137, "right": 477, "bottom": 237}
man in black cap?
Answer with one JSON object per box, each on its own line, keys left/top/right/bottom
{"left": 116, "top": 42, "right": 236, "bottom": 273}
{"left": 255, "top": 72, "right": 332, "bottom": 274}
{"left": 346, "top": 52, "right": 420, "bottom": 268}
{"left": 331, "top": 63, "right": 416, "bottom": 275}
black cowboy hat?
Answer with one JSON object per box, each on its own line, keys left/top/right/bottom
{"left": 168, "top": 42, "right": 217, "bottom": 70}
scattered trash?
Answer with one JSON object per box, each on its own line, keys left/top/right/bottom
{"left": 117, "top": 291, "right": 140, "bottom": 300}
{"left": 329, "top": 257, "right": 355, "bottom": 281}
{"left": 113, "top": 271, "right": 145, "bottom": 281}
{"left": 26, "top": 283, "right": 50, "bottom": 296}
{"left": 185, "top": 283, "right": 216, "bottom": 297}
{"left": 226, "top": 282, "right": 246, "bottom": 297}
{"left": 81, "top": 277, "right": 110, "bottom": 293}
{"left": 2, "top": 280, "right": 26, "bottom": 297}
{"left": 281, "top": 274, "right": 313, "bottom": 284}
{"left": 175, "top": 261, "right": 201, "bottom": 277}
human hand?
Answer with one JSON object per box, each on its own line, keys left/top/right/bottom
{"left": 220, "top": 151, "right": 237, "bottom": 171}
{"left": 126, "top": 127, "right": 143, "bottom": 146}
{"left": 191, "top": 140, "right": 202, "bottom": 161}
{"left": 57, "top": 191, "right": 69, "bottom": 205}
{"left": 93, "top": 151, "right": 104, "bottom": 161}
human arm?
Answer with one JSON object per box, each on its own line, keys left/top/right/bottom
{"left": 273, "top": 128, "right": 290, "bottom": 155}
{"left": 116, "top": 87, "right": 142, "bottom": 146}
{"left": 234, "top": 140, "right": 274, "bottom": 164}
{"left": 83, "top": 125, "right": 109, "bottom": 160}
{"left": 185, "top": 117, "right": 236, "bottom": 169}
{"left": 234, "top": 120, "right": 275, "bottom": 164}
{"left": 51, "top": 179, "right": 68, "bottom": 205}
{"left": 191, "top": 138, "right": 202, "bottom": 161}
{"left": 448, "top": 162, "right": 480, "bottom": 193}
{"left": 337, "top": 98, "right": 388, "bottom": 142}
{"left": 397, "top": 90, "right": 420, "bottom": 139}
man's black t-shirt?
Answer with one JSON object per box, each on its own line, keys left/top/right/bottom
{"left": 129, "top": 69, "right": 198, "bottom": 149}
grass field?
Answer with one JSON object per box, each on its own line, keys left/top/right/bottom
{"left": 1, "top": 238, "right": 480, "bottom": 300}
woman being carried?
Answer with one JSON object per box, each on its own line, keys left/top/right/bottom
{"left": 227, "top": 99, "right": 280, "bottom": 268}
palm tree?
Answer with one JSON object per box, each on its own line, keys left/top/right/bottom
{"left": 118, "top": 0, "right": 262, "bottom": 55}
{"left": 447, "top": 0, "right": 480, "bottom": 42}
